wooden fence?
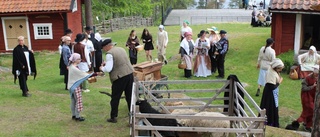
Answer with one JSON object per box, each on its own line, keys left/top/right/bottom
{"left": 129, "top": 77, "right": 266, "bottom": 137}
{"left": 95, "top": 16, "right": 153, "bottom": 34}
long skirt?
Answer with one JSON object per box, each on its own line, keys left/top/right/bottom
{"left": 260, "top": 83, "right": 279, "bottom": 127}
{"left": 257, "top": 69, "right": 267, "bottom": 86}
{"left": 194, "top": 55, "right": 211, "bottom": 77}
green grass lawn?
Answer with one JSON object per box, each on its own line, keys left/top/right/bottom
{"left": 0, "top": 23, "right": 304, "bottom": 137}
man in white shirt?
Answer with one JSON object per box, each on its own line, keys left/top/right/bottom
{"left": 100, "top": 39, "right": 134, "bottom": 123}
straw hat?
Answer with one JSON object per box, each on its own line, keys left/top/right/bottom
{"left": 207, "top": 26, "right": 219, "bottom": 34}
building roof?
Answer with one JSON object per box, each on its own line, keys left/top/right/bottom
{"left": 270, "top": 0, "right": 320, "bottom": 11}
{"left": 0, "top": 0, "right": 74, "bottom": 13}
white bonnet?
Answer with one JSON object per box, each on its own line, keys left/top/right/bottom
{"left": 159, "top": 25, "right": 164, "bottom": 29}
{"left": 270, "top": 58, "right": 284, "bottom": 69}
{"left": 310, "top": 46, "right": 316, "bottom": 52}
{"left": 69, "top": 53, "right": 81, "bottom": 62}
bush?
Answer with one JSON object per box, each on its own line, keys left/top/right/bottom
{"left": 277, "top": 50, "right": 295, "bottom": 74}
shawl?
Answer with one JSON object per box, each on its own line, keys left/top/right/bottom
{"left": 180, "top": 38, "right": 194, "bottom": 55}
{"left": 67, "top": 64, "right": 93, "bottom": 96}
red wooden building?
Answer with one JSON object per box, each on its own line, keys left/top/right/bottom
{"left": 270, "top": 0, "right": 320, "bottom": 55}
{"left": 0, "top": 0, "right": 84, "bottom": 52}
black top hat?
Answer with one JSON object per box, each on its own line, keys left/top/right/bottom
{"left": 266, "top": 38, "right": 274, "bottom": 45}
{"left": 219, "top": 30, "right": 227, "bottom": 34}
{"left": 85, "top": 26, "right": 92, "bottom": 31}
{"left": 101, "top": 39, "right": 112, "bottom": 48}
{"left": 75, "top": 33, "right": 85, "bottom": 43}
{"left": 64, "top": 29, "right": 72, "bottom": 35}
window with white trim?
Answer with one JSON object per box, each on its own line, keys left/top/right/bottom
{"left": 33, "top": 23, "right": 53, "bottom": 39}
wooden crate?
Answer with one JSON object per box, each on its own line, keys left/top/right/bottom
{"left": 133, "top": 71, "right": 154, "bottom": 81}
{"left": 134, "top": 62, "right": 162, "bottom": 74}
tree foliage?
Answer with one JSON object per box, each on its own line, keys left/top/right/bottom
{"left": 91, "top": 0, "right": 195, "bottom": 24}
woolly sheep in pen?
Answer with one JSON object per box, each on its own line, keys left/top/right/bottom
{"left": 184, "top": 112, "right": 230, "bottom": 137}
{"left": 171, "top": 109, "right": 197, "bottom": 126}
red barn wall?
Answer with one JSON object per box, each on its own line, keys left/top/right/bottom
{"left": 0, "top": 22, "right": 5, "bottom": 51}
{"left": 271, "top": 13, "right": 296, "bottom": 55}
{"left": 28, "top": 13, "right": 64, "bottom": 51}
{"left": 66, "top": 0, "right": 83, "bottom": 41}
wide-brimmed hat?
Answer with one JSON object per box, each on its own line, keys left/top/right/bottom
{"left": 64, "top": 29, "right": 72, "bottom": 35}
{"left": 85, "top": 26, "right": 92, "bottom": 31}
{"left": 207, "top": 26, "right": 219, "bottom": 34}
{"left": 101, "top": 39, "right": 117, "bottom": 48}
{"left": 75, "top": 33, "right": 85, "bottom": 43}
{"left": 219, "top": 30, "right": 227, "bottom": 34}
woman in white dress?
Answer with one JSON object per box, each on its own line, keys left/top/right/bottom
{"left": 194, "top": 30, "right": 211, "bottom": 77}
{"left": 256, "top": 38, "right": 276, "bottom": 96}
{"left": 157, "top": 25, "right": 169, "bottom": 64}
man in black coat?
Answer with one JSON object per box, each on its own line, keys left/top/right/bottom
{"left": 215, "top": 30, "right": 229, "bottom": 79}
{"left": 12, "top": 36, "right": 37, "bottom": 97}
{"left": 85, "top": 26, "right": 102, "bottom": 72}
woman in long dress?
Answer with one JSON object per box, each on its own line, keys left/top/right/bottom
{"left": 141, "top": 28, "right": 154, "bottom": 61}
{"left": 157, "top": 25, "right": 168, "bottom": 64}
{"left": 180, "top": 32, "right": 194, "bottom": 78}
{"left": 207, "top": 26, "right": 220, "bottom": 73}
{"left": 256, "top": 38, "right": 276, "bottom": 96}
{"left": 126, "top": 30, "right": 140, "bottom": 65}
{"left": 260, "top": 58, "right": 284, "bottom": 127}
{"left": 194, "top": 30, "right": 211, "bottom": 77}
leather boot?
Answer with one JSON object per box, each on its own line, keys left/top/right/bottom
{"left": 255, "top": 88, "right": 260, "bottom": 96}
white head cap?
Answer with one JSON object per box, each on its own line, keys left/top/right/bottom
{"left": 270, "top": 58, "right": 284, "bottom": 69}
{"left": 159, "top": 25, "right": 164, "bottom": 29}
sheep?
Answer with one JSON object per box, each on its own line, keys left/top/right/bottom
{"left": 171, "top": 109, "right": 197, "bottom": 126}
{"left": 135, "top": 100, "right": 180, "bottom": 137}
{"left": 184, "top": 112, "right": 230, "bottom": 137}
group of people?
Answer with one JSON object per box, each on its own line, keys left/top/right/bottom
{"left": 59, "top": 27, "right": 103, "bottom": 92}
{"left": 179, "top": 21, "right": 229, "bottom": 79}
{"left": 125, "top": 25, "right": 168, "bottom": 65}
{"left": 256, "top": 38, "right": 319, "bottom": 132}
{"left": 251, "top": 9, "right": 271, "bottom": 27}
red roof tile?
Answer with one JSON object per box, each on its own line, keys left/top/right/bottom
{"left": 0, "top": 0, "right": 73, "bottom": 13}
{"left": 270, "top": 0, "right": 320, "bottom": 11}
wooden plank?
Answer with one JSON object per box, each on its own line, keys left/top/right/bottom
{"left": 140, "top": 79, "right": 228, "bottom": 84}
{"left": 148, "top": 89, "right": 228, "bottom": 93}
{"left": 135, "top": 113, "right": 266, "bottom": 121}
{"left": 134, "top": 126, "right": 264, "bottom": 134}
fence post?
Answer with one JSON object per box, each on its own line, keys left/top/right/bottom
{"left": 228, "top": 78, "right": 235, "bottom": 117}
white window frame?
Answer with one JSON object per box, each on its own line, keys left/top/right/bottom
{"left": 32, "top": 23, "right": 53, "bottom": 39}
{"left": 72, "top": 0, "right": 77, "bottom": 12}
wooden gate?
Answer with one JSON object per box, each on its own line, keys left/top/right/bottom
{"left": 130, "top": 76, "right": 266, "bottom": 137}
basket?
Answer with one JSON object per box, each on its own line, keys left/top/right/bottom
{"left": 178, "top": 62, "right": 186, "bottom": 69}
{"left": 135, "top": 45, "right": 144, "bottom": 51}
{"left": 88, "top": 77, "right": 97, "bottom": 83}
